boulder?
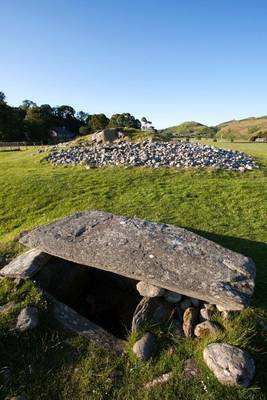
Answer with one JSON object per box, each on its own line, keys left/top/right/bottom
{"left": 183, "top": 307, "right": 199, "bottom": 337}
{"left": 19, "top": 210, "right": 256, "bottom": 310}
{"left": 200, "top": 307, "right": 213, "bottom": 321}
{"left": 194, "top": 321, "right": 221, "bottom": 337}
{"left": 203, "top": 343, "right": 255, "bottom": 387}
{"left": 132, "top": 332, "right": 157, "bottom": 361}
{"left": 164, "top": 290, "right": 182, "bottom": 303}
{"left": 0, "top": 249, "right": 50, "bottom": 279}
{"left": 16, "top": 307, "right": 39, "bottom": 331}
{"left": 132, "top": 297, "right": 174, "bottom": 332}
{"left": 136, "top": 281, "right": 165, "bottom": 297}
{"left": 91, "top": 128, "right": 122, "bottom": 144}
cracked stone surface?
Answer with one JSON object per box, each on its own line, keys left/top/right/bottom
{"left": 19, "top": 210, "right": 256, "bottom": 310}
{"left": 203, "top": 343, "right": 255, "bottom": 387}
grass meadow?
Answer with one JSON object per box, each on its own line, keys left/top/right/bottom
{"left": 0, "top": 142, "right": 266, "bottom": 399}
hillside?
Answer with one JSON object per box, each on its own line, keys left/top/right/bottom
{"left": 216, "top": 116, "right": 267, "bottom": 140}
{"left": 161, "top": 121, "right": 217, "bottom": 138}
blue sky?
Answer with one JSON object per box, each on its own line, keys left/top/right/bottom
{"left": 1, "top": 0, "right": 267, "bottom": 128}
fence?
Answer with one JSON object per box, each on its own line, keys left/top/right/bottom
{"left": 0, "top": 142, "right": 43, "bottom": 151}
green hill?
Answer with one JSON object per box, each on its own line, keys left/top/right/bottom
{"left": 216, "top": 116, "right": 267, "bottom": 140}
{"left": 161, "top": 121, "right": 217, "bottom": 138}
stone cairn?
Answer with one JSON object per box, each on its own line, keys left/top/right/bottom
{"left": 46, "top": 141, "right": 258, "bottom": 171}
{"left": 131, "top": 282, "right": 255, "bottom": 387}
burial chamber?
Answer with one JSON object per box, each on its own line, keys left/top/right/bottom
{"left": 1, "top": 211, "right": 256, "bottom": 345}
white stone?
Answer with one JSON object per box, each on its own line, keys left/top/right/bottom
{"left": 203, "top": 343, "right": 255, "bottom": 387}
{"left": 136, "top": 281, "right": 165, "bottom": 298}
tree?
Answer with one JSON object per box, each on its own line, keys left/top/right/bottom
{"left": 76, "top": 111, "right": 89, "bottom": 124}
{"left": 88, "top": 113, "right": 109, "bottom": 132}
{"left": 0, "top": 91, "right": 6, "bottom": 104}
{"left": 109, "top": 113, "right": 141, "bottom": 129}
{"left": 55, "top": 105, "right": 75, "bottom": 119}
{"left": 141, "top": 117, "right": 153, "bottom": 131}
{"left": 20, "top": 99, "right": 37, "bottom": 110}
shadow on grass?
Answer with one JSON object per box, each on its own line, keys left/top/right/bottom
{"left": 188, "top": 228, "right": 267, "bottom": 312}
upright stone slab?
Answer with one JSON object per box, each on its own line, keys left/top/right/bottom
{"left": 19, "top": 211, "right": 256, "bottom": 310}
{"left": 0, "top": 249, "right": 51, "bottom": 278}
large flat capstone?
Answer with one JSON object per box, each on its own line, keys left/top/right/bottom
{"left": 19, "top": 210, "right": 256, "bottom": 310}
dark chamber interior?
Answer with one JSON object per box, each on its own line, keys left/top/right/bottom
{"left": 34, "top": 256, "right": 142, "bottom": 339}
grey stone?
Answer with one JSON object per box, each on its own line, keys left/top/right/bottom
{"left": 0, "top": 302, "right": 16, "bottom": 314}
{"left": 180, "top": 298, "right": 192, "bottom": 310}
{"left": 16, "top": 307, "right": 39, "bottom": 331}
{"left": 132, "top": 332, "right": 157, "bottom": 361}
{"left": 46, "top": 141, "right": 258, "bottom": 171}
{"left": 200, "top": 307, "right": 213, "bottom": 321}
{"left": 132, "top": 297, "right": 174, "bottom": 332}
{"left": 183, "top": 307, "right": 199, "bottom": 337}
{"left": 194, "top": 321, "right": 221, "bottom": 337}
{"left": 19, "top": 211, "right": 256, "bottom": 310}
{"left": 50, "top": 295, "right": 124, "bottom": 353}
{"left": 9, "top": 397, "right": 27, "bottom": 400}
{"left": 0, "top": 366, "right": 12, "bottom": 384}
{"left": 0, "top": 249, "right": 50, "bottom": 279}
{"left": 136, "top": 281, "right": 165, "bottom": 297}
{"left": 203, "top": 343, "right": 255, "bottom": 387}
{"left": 190, "top": 298, "right": 200, "bottom": 307}
{"left": 184, "top": 358, "right": 200, "bottom": 380}
{"left": 204, "top": 303, "right": 216, "bottom": 311}
{"left": 144, "top": 372, "right": 173, "bottom": 388}
{"left": 91, "top": 128, "right": 122, "bottom": 144}
{"left": 164, "top": 290, "right": 182, "bottom": 303}
{"left": 222, "top": 310, "right": 239, "bottom": 320}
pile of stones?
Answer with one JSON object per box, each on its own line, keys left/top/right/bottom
{"left": 132, "top": 281, "right": 255, "bottom": 387}
{"left": 46, "top": 141, "right": 258, "bottom": 171}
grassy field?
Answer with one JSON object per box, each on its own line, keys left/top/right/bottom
{"left": 0, "top": 142, "right": 267, "bottom": 399}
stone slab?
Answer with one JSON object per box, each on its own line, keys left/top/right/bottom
{"left": 0, "top": 248, "right": 51, "bottom": 278}
{"left": 19, "top": 210, "right": 256, "bottom": 310}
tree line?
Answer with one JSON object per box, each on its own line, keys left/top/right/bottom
{"left": 0, "top": 91, "right": 142, "bottom": 143}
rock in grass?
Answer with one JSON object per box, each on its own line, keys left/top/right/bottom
{"left": 183, "top": 307, "right": 199, "bottom": 337}
{"left": 184, "top": 358, "right": 200, "bottom": 380}
{"left": 132, "top": 332, "right": 157, "bottom": 361}
{"left": 19, "top": 210, "right": 256, "bottom": 310}
{"left": 16, "top": 307, "right": 39, "bottom": 332}
{"left": 144, "top": 372, "right": 173, "bottom": 388}
{"left": 132, "top": 297, "right": 174, "bottom": 332}
{"left": 136, "top": 281, "right": 165, "bottom": 297}
{"left": 203, "top": 343, "right": 255, "bottom": 387}
{"left": 194, "top": 321, "right": 221, "bottom": 337}
{"left": 0, "top": 302, "right": 16, "bottom": 314}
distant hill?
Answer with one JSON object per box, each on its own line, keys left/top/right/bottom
{"left": 216, "top": 116, "right": 267, "bottom": 140}
{"left": 162, "top": 116, "right": 267, "bottom": 141}
{"left": 161, "top": 121, "right": 217, "bottom": 138}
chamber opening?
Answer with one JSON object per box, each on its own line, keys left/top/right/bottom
{"left": 34, "top": 256, "right": 142, "bottom": 339}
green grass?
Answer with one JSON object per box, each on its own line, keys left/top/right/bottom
{"left": 0, "top": 143, "right": 267, "bottom": 399}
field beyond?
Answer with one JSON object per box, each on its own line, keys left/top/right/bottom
{"left": 0, "top": 142, "right": 266, "bottom": 399}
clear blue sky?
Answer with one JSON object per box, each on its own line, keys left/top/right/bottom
{"left": 1, "top": 0, "right": 267, "bottom": 128}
